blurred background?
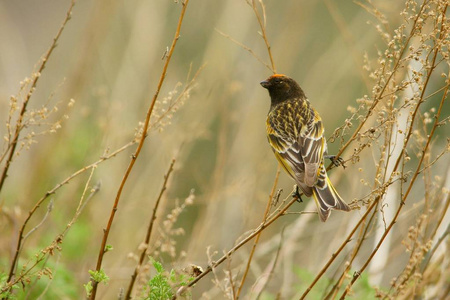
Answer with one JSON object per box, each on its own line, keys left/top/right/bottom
{"left": 0, "top": 0, "right": 448, "bottom": 299}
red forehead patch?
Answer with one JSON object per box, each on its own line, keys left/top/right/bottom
{"left": 270, "top": 74, "right": 286, "bottom": 78}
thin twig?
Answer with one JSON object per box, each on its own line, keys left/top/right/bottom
{"left": 299, "top": 197, "right": 380, "bottom": 299}
{"left": 215, "top": 29, "right": 272, "bottom": 72}
{"left": 339, "top": 45, "right": 448, "bottom": 299}
{"left": 125, "top": 158, "right": 176, "bottom": 299}
{"left": 418, "top": 143, "right": 450, "bottom": 174}
{"left": 323, "top": 0, "right": 372, "bottom": 91}
{"left": 332, "top": 0, "right": 429, "bottom": 162}
{"left": 5, "top": 0, "right": 76, "bottom": 284}
{"left": 22, "top": 199, "right": 54, "bottom": 242}
{"left": 5, "top": 59, "right": 197, "bottom": 294}
{"left": 226, "top": 253, "right": 237, "bottom": 300}
{"left": 89, "top": 1, "right": 191, "bottom": 298}
{"left": 236, "top": 165, "right": 281, "bottom": 299}
{"left": 0, "top": 0, "right": 75, "bottom": 195}
{"left": 282, "top": 211, "right": 316, "bottom": 215}
{"left": 2, "top": 171, "right": 100, "bottom": 294}
{"left": 35, "top": 252, "right": 61, "bottom": 300}
{"left": 174, "top": 194, "right": 298, "bottom": 299}
{"left": 254, "top": 226, "right": 285, "bottom": 300}
{"left": 248, "top": 0, "right": 276, "bottom": 73}
{"left": 6, "top": 140, "right": 132, "bottom": 287}
{"left": 323, "top": 202, "right": 379, "bottom": 299}
{"left": 421, "top": 222, "right": 450, "bottom": 274}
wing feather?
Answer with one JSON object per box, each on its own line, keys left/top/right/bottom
{"left": 266, "top": 96, "right": 349, "bottom": 221}
{"left": 266, "top": 101, "right": 315, "bottom": 196}
{"left": 300, "top": 109, "right": 325, "bottom": 187}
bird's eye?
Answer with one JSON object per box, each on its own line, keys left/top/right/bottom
{"left": 274, "top": 78, "right": 282, "bottom": 84}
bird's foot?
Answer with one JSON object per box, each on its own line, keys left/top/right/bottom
{"left": 292, "top": 185, "right": 303, "bottom": 203}
{"left": 325, "top": 155, "right": 346, "bottom": 169}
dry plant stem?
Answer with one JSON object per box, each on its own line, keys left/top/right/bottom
{"left": 339, "top": 71, "right": 448, "bottom": 300}
{"left": 427, "top": 193, "right": 450, "bottom": 247}
{"left": 232, "top": 3, "right": 279, "bottom": 295}
{"left": 215, "top": 29, "right": 272, "bottom": 72}
{"left": 323, "top": 203, "right": 379, "bottom": 300}
{"left": 226, "top": 255, "right": 237, "bottom": 300}
{"left": 2, "top": 169, "right": 100, "bottom": 294}
{"left": 333, "top": 0, "right": 428, "bottom": 161}
{"left": 35, "top": 252, "right": 61, "bottom": 300}
{"left": 6, "top": 141, "right": 133, "bottom": 285}
{"left": 299, "top": 197, "right": 380, "bottom": 300}
{"left": 0, "top": 1, "right": 75, "bottom": 193}
{"left": 5, "top": 77, "right": 186, "bottom": 288}
{"left": 249, "top": 0, "right": 276, "bottom": 73}
{"left": 236, "top": 165, "right": 281, "bottom": 299}
{"left": 4, "top": 1, "right": 76, "bottom": 283}
{"left": 22, "top": 199, "right": 54, "bottom": 242}
{"left": 174, "top": 196, "right": 298, "bottom": 299}
{"left": 125, "top": 158, "right": 176, "bottom": 299}
{"left": 323, "top": 0, "right": 372, "bottom": 91}
{"left": 88, "top": 1, "right": 190, "bottom": 298}
{"left": 421, "top": 221, "right": 449, "bottom": 274}
{"left": 387, "top": 178, "right": 449, "bottom": 296}
{"left": 254, "top": 226, "right": 285, "bottom": 300}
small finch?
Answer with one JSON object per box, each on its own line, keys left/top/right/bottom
{"left": 260, "top": 74, "right": 350, "bottom": 222}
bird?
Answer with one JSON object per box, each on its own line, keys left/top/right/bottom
{"left": 260, "top": 74, "right": 350, "bottom": 222}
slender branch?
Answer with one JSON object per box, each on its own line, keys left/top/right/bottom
{"left": 249, "top": 0, "right": 276, "bottom": 73}
{"left": 22, "top": 200, "right": 54, "bottom": 242}
{"left": 125, "top": 158, "right": 176, "bottom": 299}
{"left": 418, "top": 143, "right": 450, "bottom": 174}
{"left": 427, "top": 186, "right": 450, "bottom": 246}
{"left": 299, "top": 196, "right": 380, "bottom": 299}
{"left": 6, "top": 140, "right": 133, "bottom": 286}
{"left": 323, "top": 0, "right": 372, "bottom": 91}
{"left": 0, "top": 1, "right": 75, "bottom": 194}
{"left": 226, "top": 254, "right": 237, "bottom": 300}
{"left": 421, "top": 221, "right": 450, "bottom": 274}
{"left": 89, "top": 1, "right": 191, "bottom": 298}
{"left": 174, "top": 195, "right": 299, "bottom": 299}
{"left": 215, "top": 29, "right": 272, "bottom": 72}
{"left": 306, "top": 6, "right": 448, "bottom": 295}
{"left": 339, "top": 54, "right": 448, "bottom": 299}
{"left": 254, "top": 226, "right": 285, "bottom": 300}
{"left": 332, "top": 0, "right": 429, "bottom": 161}
{"left": 236, "top": 166, "right": 281, "bottom": 298}
{"left": 324, "top": 202, "right": 379, "bottom": 299}
{"left": 2, "top": 172, "right": 100, "bottom": 295}
{"left": 5, "top": 58, "right": 197, "bottom": 295}
{"left": 5, "top": 0, "right": 76, "bottom": 283}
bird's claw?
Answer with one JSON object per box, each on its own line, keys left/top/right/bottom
{"left": 292, "top": 185, "right": 303, "bottom": 203}
{"left": 325, "top": 155, "right": 346, "bottom": 169}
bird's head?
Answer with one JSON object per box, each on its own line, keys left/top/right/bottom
{"left": 260, "top": 74, "right": 305, "bottom": 104}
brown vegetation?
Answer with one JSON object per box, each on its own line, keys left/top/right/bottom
{"left": 0, "top": 0, "right": 448, "bottom": 299}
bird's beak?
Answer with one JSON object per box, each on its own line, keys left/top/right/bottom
{"left": 260, "top": 80, "right": 270, "bottom": 89}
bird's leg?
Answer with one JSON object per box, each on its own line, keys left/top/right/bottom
{"left": 292, "top": 185, "right": 303, "bottom": 203}
{"left": 325, "top": 155, "right": 346, "bottom": 169}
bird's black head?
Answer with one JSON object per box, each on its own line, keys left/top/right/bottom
{"left": 260, "top": 74, "right": 305, "bottom": 106}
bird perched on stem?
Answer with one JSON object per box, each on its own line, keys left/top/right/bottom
{"left": 260, "top": 74, "right": 350, "bottom": 222}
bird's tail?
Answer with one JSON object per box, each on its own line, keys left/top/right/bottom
{"left": 312, "top": 176, "right": 350, "bottom": 222}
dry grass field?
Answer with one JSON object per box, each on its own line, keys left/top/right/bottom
{"left": 0, "top": 0, "right": 449, "bottom": 299}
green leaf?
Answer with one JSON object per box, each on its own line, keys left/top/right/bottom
{"left": 88, "top": 269, "right": 109, "bottom": 284}
{"left": 84, "top": 281, "right": 93, "bottom": 298}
